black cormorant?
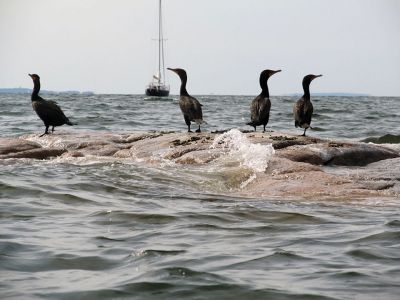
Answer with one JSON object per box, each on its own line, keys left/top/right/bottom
{"left": 247, "top": 69, "right": 281, "bottom": 132}
{"left": 28, "top": 74, "right": 75, "bottom": 137}
{"left": 167, "top": 68, "right": 204, "bottom": 132}
{"left": 293, "top": 74, "right": 322, "bottom": 136}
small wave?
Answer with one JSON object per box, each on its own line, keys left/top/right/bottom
{"left": 386, "top": 220, "right": 400, "bottom": 227}
{"left": 39, "top": 283, "right": 339, "bottom": 300}
{"left": 310, "top": 126, "right": 326, "bottom": 132}
{"left": 95, "top": 236, "right": 126, "bottom": 242}
{"left": 2, "top": 252, "right": 120, "bottom": 272}
{"left": 120, "top": 267, "right": 232, "bottom": 287}
{"left": 159, "top": 267, "right": 229, "bottom": 282}
{"left": 346, "top": 248, "right": 400, "bottom": 261}
{"left": 47, "top": 192, "right": 99, "bottom": 205}
{"left": 235, "top": 210, "right": 325, "bottom": 225}
{"left": 131, "top": 249, "right": 186, "bottom": 257}
{"left": 210, "top": 129, "right": 275, "bottom": 172}
{"left": 89, "top": 210, "right": 178, "bottom": 225}
{"left": 329, "top": 270, "right": 370, "bottom": 279}
{"left": 227, "top": 250, "right": 312, "bottom": 269}
{"left": 353, "top": 231, "right": 400, "bottom": 244}
{"left": 0, "top": 241, "right": 41, "bottom": 255}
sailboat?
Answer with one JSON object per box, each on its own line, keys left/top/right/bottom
{"left": 145, "top": 0, "right": 169, "bottom": 97}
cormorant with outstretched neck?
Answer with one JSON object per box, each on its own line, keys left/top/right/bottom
{"left": 293, "top": 74, "right": 322, "bottom": 136}
{"left": 247, "top": 69, "right": 281, "bottom": 132}
{"left": 167, "top": 68, "right": 204, "bottom": 132}
{"left": 28, "top": 74, "right": 75, "bottom": 137}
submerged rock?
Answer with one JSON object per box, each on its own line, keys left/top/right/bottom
{"left": 361, "top": 134, "right": 400, "bottom": 144}
{"left": 0, "top": 130, "right": 399, "bottom": 199}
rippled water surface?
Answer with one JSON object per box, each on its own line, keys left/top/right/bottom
{"left": 1, "top": 93, "right": 399, "bottom": 139}
{"left": 1, "top": 94, "right": 400, "bottom": 299}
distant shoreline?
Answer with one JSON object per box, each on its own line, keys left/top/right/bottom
{"left": 0, "top": 88, "right": 381, "bottom": 97}
{"left": 0, "top": 88, "right": 94, "bottom": 95}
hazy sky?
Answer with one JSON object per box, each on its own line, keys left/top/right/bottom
{"left": 1, "top": 0, "right": 399, "bottom": 95}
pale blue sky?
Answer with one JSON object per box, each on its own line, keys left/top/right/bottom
{"left": 0, "top": 0, "right": 399, "bottom": 95}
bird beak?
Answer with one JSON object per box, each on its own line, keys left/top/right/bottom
{"left": 167, "top": 68, "right": 176, "bottom": 73}
{"left": 274, "top": 70, "right": 282, "bottom": 74}
{"left": 28, "top": 74, "right": 32, "bottom": 78}
{"left": 311, "top": 74, "right": 322, "bottom": 81}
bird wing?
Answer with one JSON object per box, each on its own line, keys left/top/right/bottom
{"left": 293, "top": 99, "right": 303, "bottom": 127}
{"left": 250, "top": 97, "right": 260, "bottom": 123}
{"left": 302, "top": 101, "right": 313, "bottom": 127}
{"left": 250, "top": 96, "right": 271, "bottom": 125}
{"left": 180, "top": 95, "right": 203, "bottom": 123}
{"left": 293, "top": 97, "right": 313, "bottom": 128}
{"left": 33, "top": 99, "right": 70, "bottom": 125}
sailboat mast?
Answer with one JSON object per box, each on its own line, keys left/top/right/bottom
{"left": 145, "top": 0, "right": 169, "bottom": 96}
{"left": 158, "top": 0, "right": 162, "bottom": 84}
{"left": 161, "top": 0, "right": 166, "bottom": 86}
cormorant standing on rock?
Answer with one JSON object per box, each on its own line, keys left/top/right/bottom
{"left": 167, "top": 68, "right": 204, "bottom": 132}
{"left": 247, "top": 69, "right": 281, "bottom": 132}
{"left": 28, "top": 74, "right": 75, "bottom": 137}
{"left": 293, "top": 74, "right": 322, "bottom": 136}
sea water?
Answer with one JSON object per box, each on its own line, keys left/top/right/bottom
{"left": 0, "top": 94, "right": 399, "bottom": 299}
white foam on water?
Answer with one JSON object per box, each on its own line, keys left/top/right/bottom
{"left": 49, "top": 155, "right": 119, "bottom": 166}
{"left": 210, "top": 129, "right": 275, "bottom": 173}
{"left": 239, "top": 173, "right": 257, "bottom": 189}
{"left": 24, "top": 134, "right": 68, "bottom": 149}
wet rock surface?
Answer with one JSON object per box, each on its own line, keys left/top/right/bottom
{"left": 1, "top": 130, "right": 399, "bottom": 199}
{"left": 278, "top": 142, "right": 399, "bottom": 166}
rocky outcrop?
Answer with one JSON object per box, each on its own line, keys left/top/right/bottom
{"left": 1, "top": 130, "right": 399, "bottom": 199}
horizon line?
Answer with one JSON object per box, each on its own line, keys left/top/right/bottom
{"left": 1, "top": 87, "right": 399, "bottom": 97}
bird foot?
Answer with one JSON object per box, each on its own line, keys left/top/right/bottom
{"left": 39, "top": 132, "right": 49, "bottom": 137}
{"left": 195, "top": 129, "right": 201, "bottom": 133}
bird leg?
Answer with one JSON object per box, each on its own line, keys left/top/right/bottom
{"left": 195, "top": 125, "right": 201, "bottom": 133}
{"left": 39, "top": 125, "right": 49, "bottom": 137}
{"left": 263, "top": 125, "right": 266, "bottom": 133}
{"left": 302, "top": 128, "right": 307, "bottom": 136}
{"left": 184, "top": 116, "right": 192, "bottom": 132}
{"left": 51, "top": 126, "right": 55, "bottom": 133}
